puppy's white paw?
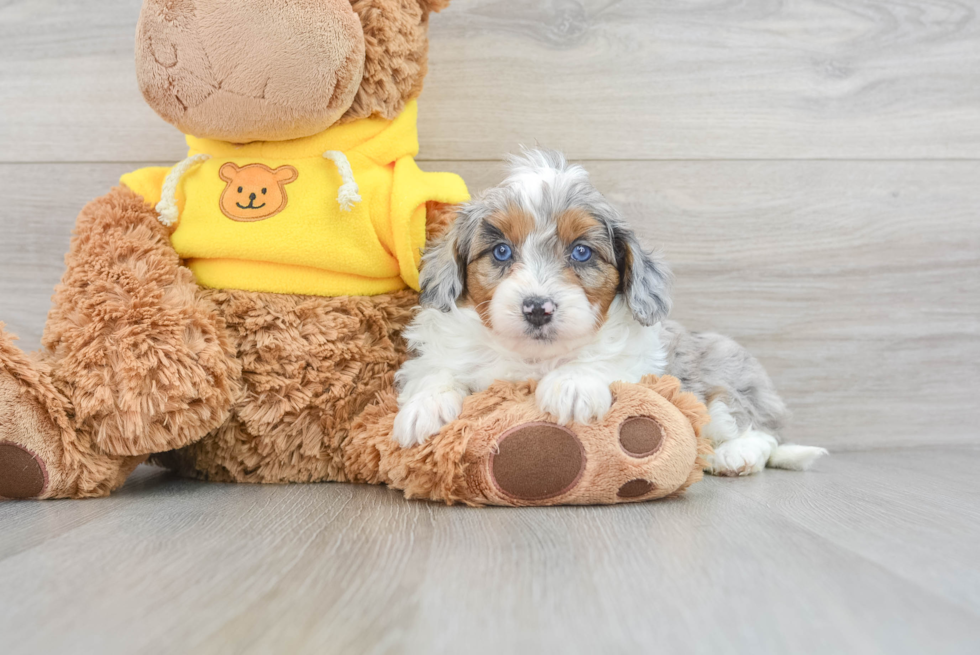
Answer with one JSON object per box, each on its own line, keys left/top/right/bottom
{"left": 392, "top": 389, "right": 465, "bottom": 448}
{"left": 535, "top": 371, "right": 612, "bottom": 425}
{"left": 705, "top": 432, "right": 776, "bottom": 477}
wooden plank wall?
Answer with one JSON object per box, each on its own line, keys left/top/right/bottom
{"left": 0, "top": 0, "right": 977, "bottom": 449}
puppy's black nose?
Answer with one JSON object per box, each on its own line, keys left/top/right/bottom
{"left": 249, "top": 192, "right": 257, "bottom": 201}
{"left": 522, "top": 297, "right": 556, "bottom": 327}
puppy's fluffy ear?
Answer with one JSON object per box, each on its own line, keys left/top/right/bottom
{"left": 419, "top": 212, "right": 469, "bottom": 312}
{"left": 615, "top": 226, "right": 672, "bottom": 326}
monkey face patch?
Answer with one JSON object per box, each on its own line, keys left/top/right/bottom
{"left": 219, "top": 163, "right": 299, "bottom": 222}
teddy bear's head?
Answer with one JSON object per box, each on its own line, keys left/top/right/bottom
{"left": 136, "top": 0, "right": 451, "bottom": 143}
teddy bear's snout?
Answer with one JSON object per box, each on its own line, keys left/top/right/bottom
{"left": 135, "top": 0, "right": 367, "bottom": 143}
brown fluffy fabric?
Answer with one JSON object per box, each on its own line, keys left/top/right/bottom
{"left": 150, "top": 289, "right": 418, "bottom": 483}
{"left": 0, "top": 329, "right": 71, "bottom": 498}
{"left": 642, "top": 375, "right": 713, "bottom": 496}
{"left": 2, "top": 185, "right": 243, "bottom": 498}
{"left": 0, "top": 328, "right": 74, "bottom": 444}
{"left": 42, "top": 186, "right": 241, "bottom": 459}
{"left": 341, "top": 0, "right": 439, "bottom": 123}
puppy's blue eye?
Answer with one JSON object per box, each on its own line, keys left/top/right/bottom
{"left": 493, "top": 243, "right": 513, "bottom": 262}
{"left": 571, "top": 245, "right": 593, "bottom": 262}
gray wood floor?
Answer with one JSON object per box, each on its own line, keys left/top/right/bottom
{"left": 1, "top": 449, "right": 978, "bottom": 654}
{"left": 1, "top": 1, "right": 979, "bottom": 653}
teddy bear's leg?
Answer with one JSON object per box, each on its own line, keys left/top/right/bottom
{"left": 147, "top": 289, "right": 420, "bottom": 484}
{"left": 345, "top": 376, "right": 711, "bottom": 506}
{"left": 0, "top": 187, "right": 241, "bottom": 499}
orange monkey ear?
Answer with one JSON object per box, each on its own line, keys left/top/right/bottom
{"left": 418, "top": 0, "right": 452, "bottom": 12}
{"left": 219, "top": 162, "right": 240, "bottom": 182}
{"left": 274, "top": 165, "right": 299, "bottom": 184}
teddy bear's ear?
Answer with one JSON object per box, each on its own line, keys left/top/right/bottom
{"left": 342, "top": 0, "right": 445, "bottom": 123}
{"left": 219, "top": 162, "right": 241, "bottom": 183}
{"left": 273, "top": 166, "right": 300, "bottom": 184}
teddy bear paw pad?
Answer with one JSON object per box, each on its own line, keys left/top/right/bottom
{"left": 489, "top": 422, "right": 586, "bottom": 502}
{"left": 617, "top": 478, "right": 656, "bottom": 498}
{"left": 0, "top": 442, "right": 47, "bottom": 499}
{"left": 618, "top": 415, "right": 665, "bottom": 457}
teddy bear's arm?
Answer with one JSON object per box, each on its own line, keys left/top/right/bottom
{"left": 39, "top": 186, "right": 242, "bottom": 458}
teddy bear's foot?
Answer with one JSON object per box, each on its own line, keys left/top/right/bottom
{"left": 488, "top": 416, "right": 676, "bottom": 502}
{"left": 0, "top": 371, "right": 57, "bottom": 499}
{"left": 0, "top": 370, "right": 145, "bottom": 500}
{"left": 345, "top": 375, "right": 709, "bottom": 507}
{"left": 0, "top": 327, "right": 149, "bottom": 501}
{"left": 469, "top": 378, "right": 710, "bottom": 506}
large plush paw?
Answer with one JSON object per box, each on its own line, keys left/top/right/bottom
{"left": 535, "top": 371, "right": 613, "bottom": 425}
{"left": 436, "top": 377, "right": 709, "bottom": 506}
{"left": 392, "top": 389, "right": 465, "bottom": 448}
{"left": 0, "top": 372, "right": 52, "bottom": 499}
{"left": 704, "top": 431, "right": 776, "bottom": 477}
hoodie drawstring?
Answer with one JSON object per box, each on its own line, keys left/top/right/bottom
{"left": 156, "top": 154, "right": 211, "bottom": 226}
{"left": 322, "top": 150, "right": 361, "bottom": 212}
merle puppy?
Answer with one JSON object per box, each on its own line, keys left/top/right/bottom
{"left": 392, "top": 149, "right": 827, "bottom": 476}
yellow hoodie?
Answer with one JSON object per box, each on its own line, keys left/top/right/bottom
{"left": 121, "top": 101, "right": 469, "bottom": 297}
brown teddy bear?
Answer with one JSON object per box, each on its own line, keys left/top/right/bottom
{"left": 0, "top": 0, "right": 709, "bottom": 505}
